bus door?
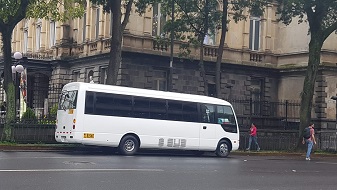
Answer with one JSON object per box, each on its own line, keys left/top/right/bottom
{"left": 199, "top": 104, "right": 216, "bottom": 149}
{"left": 56, "top": 90, "right": 78, "bottom": 142}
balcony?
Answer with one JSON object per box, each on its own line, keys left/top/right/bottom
{"left": 48, "top": 34, "right": 276, "bottom": 67}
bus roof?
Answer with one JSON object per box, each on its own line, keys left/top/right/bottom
{"left": 63, "top": 82, "right": 231, "bottom": 106}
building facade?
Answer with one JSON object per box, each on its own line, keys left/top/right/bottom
{"left": 0, "top": 3, "right": 336, "bottom": 128}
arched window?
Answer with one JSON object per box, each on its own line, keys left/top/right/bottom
{"left": 88, "top": 70, "right": 94, "bottom": 83}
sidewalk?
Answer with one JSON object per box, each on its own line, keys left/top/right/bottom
{"left": 0, "top": 144, "right": 88, "bottom": 151}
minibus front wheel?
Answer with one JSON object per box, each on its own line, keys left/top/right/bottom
{"left": 215, "top": 140, "right": 230, "bottom": 158}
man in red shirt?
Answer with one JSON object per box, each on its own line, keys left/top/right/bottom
{"left": 246, "top": 123, "right": 260, "bottom": 151}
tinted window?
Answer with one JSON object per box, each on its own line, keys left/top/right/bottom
{"left": 149, "top": 98, "right": 167, "bottom": 120}
{"left": 182, "top": 102, "right": 198, "bottom": 122}
{"left": 90, "top": 92, "right": 132, "bottom": 117}
{"left": 167, "top": 100, "right": 183, "bottom": 121}
{"left": 95, "top": 92, "right": 114, "bottom": 116}
{"left": 85, "top": 91, "right": 94, "bottom": 114}
{"left": 112, "top": 94, "right": 133, "bottom": 117}
{"left": 133, "top": 97, "right": 150, "bottom": 119}
{"left": 84, "top": 91, "right": 202, "bottom": 123}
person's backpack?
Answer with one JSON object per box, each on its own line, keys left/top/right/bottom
{"left": 303, "top": 127, "right": 311, "bottom": 139}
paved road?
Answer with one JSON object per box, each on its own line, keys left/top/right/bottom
{"left": 0, "top": 150, "right": 336, "bottom": 190}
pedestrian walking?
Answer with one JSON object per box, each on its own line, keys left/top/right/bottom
{"left": 246, "top": 123, "right": 260, "bottom": 151}
{"left": 302, "top": 123, "right": 316, "bottom": 160}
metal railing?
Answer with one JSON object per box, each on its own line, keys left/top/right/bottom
{"left": 230, "top": 99, "right": 303, "bottom": 130}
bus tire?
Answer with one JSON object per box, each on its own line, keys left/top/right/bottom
{"left": 119, "top": 135, "right": 139, "bottom": 156}
{"left": 215, "top": 140, "right": 230, "bottom": 158}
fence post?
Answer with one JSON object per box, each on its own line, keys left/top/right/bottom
{"left": 249, "top": 97, "right": 252, "bottom": 124}
{"left": 285, "top": 100, "right": 288, "bottom": 130}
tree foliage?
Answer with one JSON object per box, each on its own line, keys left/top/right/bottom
{"left": 89, "top": 0, "right": 157, "bottom": 85}
{"left": 276, "top": 0, "right": 337, "bottom": 148}
{"left": 156, "top": 0, "right": 271, "bottom": 96}
{"left": 214, "top": 0, "right": 271, "bottom": 98}
{"left": 0, "top": 0, "right": 85, "bottom": 141}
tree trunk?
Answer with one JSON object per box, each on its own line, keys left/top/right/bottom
{"left": 297, "top": 34, "right": 323, "bottom": 149}
{"left": 106, "top": 0, "right": 123, "bottom": 85}
{"left": 215, "top": 0, "right": 228, "bottom": 98}
{"left": 0, "top": 29, "right": 16, "bottom": 141}
{"left": 199, "top": 40, "right": 208, "bottom": 96}
{"left": 199, "top": 0, "right": 210, "bottom": 96}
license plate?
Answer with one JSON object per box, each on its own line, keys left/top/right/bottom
{"left": 83, "top": 133, "right": 94, "bottom": 138}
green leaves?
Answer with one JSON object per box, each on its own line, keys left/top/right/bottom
{"left": 0, "top": 0, "right": 21, "bottom": 23}
{"left": 26, "top": 0, "right": 86, "bottom": 21}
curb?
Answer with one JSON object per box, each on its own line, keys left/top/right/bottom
{"left": 1, "top": 145, "right": 336, "bottom": 158}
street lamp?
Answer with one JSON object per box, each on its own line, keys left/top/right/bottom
{"left": 12, "top": 52, "right": 25, "bottom": 118}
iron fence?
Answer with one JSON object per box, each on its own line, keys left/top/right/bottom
{"left": 0, "top": 123, "right": 335, "bottom": 152}
{"left": 0, "top": 119, "right": 56, "bottom": 143}
{"left": 230, "top": 99, "right": 302, "bottom": 130}
{"left": 0, "top": 89, "right": 335, "bottom": 152}
{"left": 0, "top": 83, "right": 62, "bottom": 120}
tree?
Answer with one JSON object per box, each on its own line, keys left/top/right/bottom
{"left": 215, "top": 0, "right": 271, "bottom": 98}
{"left": 276, "top": 0, "right": 337, "bottom": 148}
{"left": 158, "top": 0, "right": 271, "bottom": 96}
{"left": 0, "top": 0, "right": 85, "bottom": 141}
{"left": 90, "top": 0, "right": 157, "bottom": 85}
{"left": 162, "top": 0, "right": 222, "bottom": 95}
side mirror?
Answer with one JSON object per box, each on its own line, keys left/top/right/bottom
{"left": 331, "top": 96, "right": 337, "bottom": 101}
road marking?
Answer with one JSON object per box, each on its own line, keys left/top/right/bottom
{"left": 315, "top": 161, "right": 337, "bottom": 165}
{"left": 0, "top": 168, "right": 164, "bottom": 172}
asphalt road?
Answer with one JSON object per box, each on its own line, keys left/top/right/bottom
{"left": 0, "top": 150, "right": 336, "bottom": 190}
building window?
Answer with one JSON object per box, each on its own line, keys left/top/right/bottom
{"left": 249, "top": 17, "right": 260, "bottom": 51}
{"left": 23, "top": 20, "right": 28, "bottom": 53}
{"left": 87, "top": 70, "right": 94, "bottom": 83}
{"left": 82, "top": 12, "right": 87, "bottom": 42}
{"left": 95, "top": 8, "right": 100, "bottom": 39}
{"left": 73, "top": 71, "right": 80, "bottom": 82}
{"left": 208, "top": 83, "right": 216, "bottom": 97}
{"left": 23, "top": 29, "right": 28, "bottom": 53}
{"left": 50, "top": 21, "right": 56, "bottom": 47}
{"left": 109, "top": 13, "right": 113, "bottom": 37}
{"left": 153, "top": 79, "right": 167, "bottom": 91}
{"left": 100, "top": 67, "right": 107, "bottom": 84}
{"left": 203, "top": 30, "right": 215, "bottom": 46}
{"left": 152, "top": 70, "right": 167, "bottom": 91}
{"left": 152, "top": 3, "right": 166, "bottom": 37}
{"left": 36, "top": 19, "right": 42, "bottom": 51}
{"left": 250, "top": 77, "right": 264, "bottom": 115}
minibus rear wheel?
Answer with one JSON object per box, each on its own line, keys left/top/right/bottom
{"left": 119, "top": 135, "right": 139, "bottom": 156}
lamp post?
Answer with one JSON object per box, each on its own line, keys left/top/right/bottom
{"left": 12, "top": 52, "right": 25, "bottom": 118}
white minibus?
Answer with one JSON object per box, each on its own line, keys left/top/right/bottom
{"left": 55, "top": 82, "right": 240, "bottom": 157}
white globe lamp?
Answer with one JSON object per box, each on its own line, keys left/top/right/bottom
{"left": 13, "top": 52, "right": 23, "bottom": 60}
{"left": 15, "top": 65, "right": 25, "bottom": 73}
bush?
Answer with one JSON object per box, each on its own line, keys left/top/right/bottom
{"left": 21, "top": 107, "right": 36, "bottom": 120}
{"left": 49, "top": 104, "right": 58, "bottom": 118}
